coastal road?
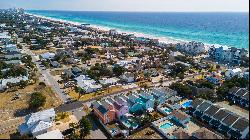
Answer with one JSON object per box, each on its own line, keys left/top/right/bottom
{"left": 23, "top": 47, "right": 70, "bottom": 102}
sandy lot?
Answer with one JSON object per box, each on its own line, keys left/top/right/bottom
{"left": 127, "top": 127, "right": 163, "bottom": 139}
{"left": 0, "top": 83, "right": 62, "bottom": 122}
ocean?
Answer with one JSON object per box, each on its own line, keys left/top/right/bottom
{"left": 27, "top": 10, "right": 249, "bottom": 49}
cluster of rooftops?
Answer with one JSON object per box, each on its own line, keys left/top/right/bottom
{"left": 190, "top": 98, "right": 249, "bottom": 139}
{"left": 227, "top": 86, "right": 249, "bottom": 108}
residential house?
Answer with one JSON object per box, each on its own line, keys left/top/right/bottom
{"left": 218, "top": 113, "right": 240, "bottom": 134}
{"left": 190, "top": 98, "right": 249, "bottom": 139}
{"left": 40, "top": 52, "right": 55, "bottom": 60}
{"left": 225, "top": 68, "right": 242, "bottom": 79}
{"left": 120, "top": 72, "right": 135, "bottom": 83}
{"left": 18, "top": 108, "right": 56, "bottom": 137}
{"left": 4, "top": 44, "right": 19, "bottom": 52}
{"left": 128, "top": 93, "right": 154, "bottom": 113}
{"left": 208, "top": 46, "right": 248, "bottom": 65}
{"left": 106, "top": 98, "right": 129, "bottom": 119}
{"left": 193, "top": 100, "right": 213, "bottom": 118}
{"left": 4, "top": 51, "right": 22, "bottom": 60}
{"left": 114, "top": 96, "right": 128, "bottom": 107}
{"left": 71, "top": 67, "right": 83, "bottom": 77}
{"left": 50, "top": 61, "right": 60, "bottom": 68}
{"left": 4, "top": 59, "right": 22, "bottom": 65}
{"left": 201, "top": 105, "right": 221, "bottom": 123}
{"left": 99, "top": 77, "right": 119, "bottom": 86}
{"left": 169, "top": 110, "right": 191, "bottom": 127}
{"left": 172, "top": 129, "right": 191, "bottom": 139}
{"left": 227, "top": 118, "right": 249, "bottom": 139}
{"left": 75, "top": 75, "right": 102, "bottom": 93}
{"left": 209, "top": 109, "right": 230, "bottom": 128}
{"left": 243, "top": 72, "right": 249, "bottom": 80}
{"left": 205, "top": 72, "right": 223, "bottom": 85}
{"left": 191, "top": 127, "right": 223, "bottom": 139}
{"left": 227, "top": 87, "right": 249, "bottom": 108}
{"left": 35, "top": 129, "right": 64, "bottom": 139}
{"left": 0, "top": 32, "right": 11, "bottom": 44}
{"left": 92, "top": 101, "right": 116, "bottom": 124}
{"left": 0, "top": 75, "right": 28, "bottom": 91}
{"left": 62, "top": 69, "right": 74, "bottom": 79}
{"left": 190, "top": 98, "right": 205, "bottom": 113}
{"left": 150, "top": 88, "right": 176, "bottom": 105}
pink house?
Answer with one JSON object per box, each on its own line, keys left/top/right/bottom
{"left": 106, "top": 98, "right": 129, "bottom": 119}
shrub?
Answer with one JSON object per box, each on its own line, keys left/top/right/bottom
{"left": 29, "top": 92, "right": 46, "bottom": 109}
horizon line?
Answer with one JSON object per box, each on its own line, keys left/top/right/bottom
{"left": 2, "top": 8, "right": 249, "bottom": 13}
{"left": 26, "top": 9, "right": 250, "bottom": 13}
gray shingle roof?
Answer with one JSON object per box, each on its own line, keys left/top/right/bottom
{"left": 113, "top": 102, "right": 123, "bottom": 110}
{"left": 212, "top": 109, "right": 230, "bottom": 121}
{"left": 231, "top": 118, "right": 249, "bottom": 132}
{"left": 197, "top": 101, "right": 212, "bottom": 112}
{"left": 192, "top": 98, "right": 204, "bottom": 109}
{"left": 101, "top": 100, "right": 111, "bottom": 110}
{"left": 222, "top": 113, "right": 240, "bottom": 126}
{"left": 97, "top": 105, "right": 108, "bottom": 114}
{"left": 204, "top": 105, "right": 221, "bottom": 117}
{"left": 235, "top": 89, "right": 248, "bottom": 97}
{"left": 229, "top": 86, "right": 240, "bottom": 95}
{"left": 242, "top": 92, "right": 249, "bottom": 101}
{"left": 92, "top": 101, "right": 100, "bottom": 108}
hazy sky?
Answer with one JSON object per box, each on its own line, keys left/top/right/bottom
{"left": 0, "top": 0, "right": 249, "bottom": 12}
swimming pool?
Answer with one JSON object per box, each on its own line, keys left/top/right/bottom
{"left": 121, "top": 118, "right": 138, "bottom": 129}
{"left": 164, "top": 107, "right": 172, "bottom": 114}
{"left": 182, "top": 100, "right": 193, "bottom": 108}
{"left": 160, "top": 122, "right": 174, "bottom": 129}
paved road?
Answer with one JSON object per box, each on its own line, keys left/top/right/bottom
{"left": 55, "top": 86, "right": 138, "bottom": 113}
{"left": 55, "top": 73, "right": 202, "bottom": 113}
{"left": 23, "top": 47, "right": 70, "bottom": 102}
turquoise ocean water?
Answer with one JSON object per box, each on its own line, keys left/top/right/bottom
{"left": 27, "top": 10, "right": 249, "bottom": 49}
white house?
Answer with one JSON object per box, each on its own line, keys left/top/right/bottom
{"left": 18, "top": 108, "right": 56, "bottom": 137}
{"left": 208, "top": 46, "right": 248, "bottom": 65}
{"left": 35, "top": 129, "right": 64, "bottom": 139}
{"left": 120, "top": 72, "right": 135, "bottom": 83}
{"left": 0, "top": 32, "right": 11, "bottom": 44}
{"left": 4, "top": 44, "right": 19, "bottom": 52}
{"left": 225, "top": 68, "right": 242, "bottom": 79}
{"left": 40, "top": 52, "right": 55, "bottom": 60}
{"left": 0, "top": 76, "right": 28, "bottom": 91}
{"left": 75, "top": 75, "right": 102, "bottom": 93}
{"left": 117, "top": 60, "right": 130, "bottom": 67}
{"left": 176, "top": 41, "right": 206, "bottom": 56}
{"left": 99, "top": 77, "right": 119, "bottom": 86}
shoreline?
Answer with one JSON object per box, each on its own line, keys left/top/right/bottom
{"left": 26, "top": 12, "right": 184, "bottom": 44}
{"left": 26, "top": 12, "right": 245, "bottom": 51}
